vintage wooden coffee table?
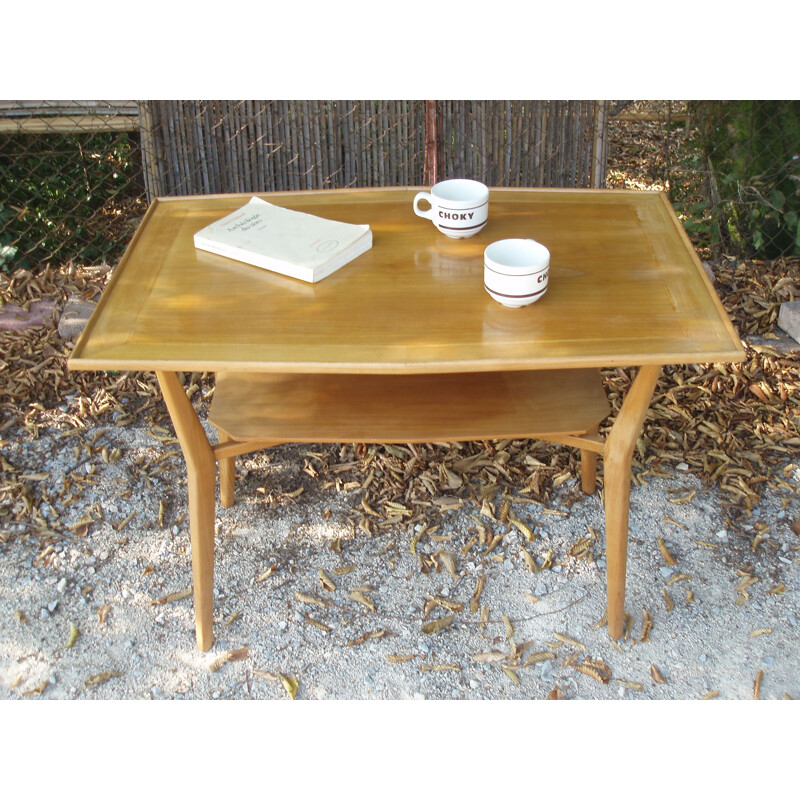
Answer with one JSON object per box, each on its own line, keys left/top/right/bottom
{"left": 69, "top": 187, "right": 745, "bottom": 651}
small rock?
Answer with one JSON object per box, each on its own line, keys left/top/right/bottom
{"left": 47, "top": 600, "right": 59, "bottom": 613}
{"left": 676, "top": 462, "right": 689, "bottom": 472}
{"left": 659, "top": 566, "right": 675, "bottom": 579}
{"left": 699, "top": 653, "right": 708, "bottom": 663}
{"left": 57, "top": 296, "right": 96, "bottom": 340}
{"left": 56, "top": 577, "right": 67, "bottom": 593}
{"left": 716, "top": 529, "right": 728, "bottom": 540}
{"left": 534, "top": 582, "right": 548, "bottom": 596}
{"left": 469, "top": 679, "right": 480, "bottom": 689}
{"left": 762, "top": 656, "right": 775, "bottom": 666}
{"left": 413, "top": 692, "right": 425, "bottom": 700}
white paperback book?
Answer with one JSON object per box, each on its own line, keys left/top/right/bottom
{"left": 193, "top": 196, "right": 372, "bottom": 283}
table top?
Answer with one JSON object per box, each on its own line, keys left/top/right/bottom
{"left": 69, "top": 187, "right": 745, "bottom": 374}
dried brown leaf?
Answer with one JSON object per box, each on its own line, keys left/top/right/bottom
{"left": 640, "top": 607, "right": 653, "bottom": 642}
{"left": 318, "top": 568, "right": 336, "bottom": 592}
{"left": 295, "top": 591, "right": 327, "bottom": 608}
{"left": 84, "top": 671, "right": 123, "bottom": 689}
{"left": 473, "top": 651, "right": 508, "bottom": 663}
{"left": 150, "top": 587, "right": 192, "bottom": 606}
{"left": 650, "top": 664, "right": 666, "bottom": 684}
{"left": 657, "top": 537, "right": 678, "bottom": 565}
{"left": 521, "top": 651, "right": 556, "bottom": 667}
{"left": 754, "top": 670, "right": 764, "bottom": 700}
{"left": 387, "top": 653, "right": 417, "bottom": 663}
{"left": 553, "top": 632, "right": 585, "bottom": 651}
{"left": 209, "top": 647, "right": 249, "bottom": 673}
{"left": 421, "top": 614, "right": 455, "bottom": 634}
{"left": 279, "top": 673, "right": 299, "bottom": 700}
{"left": 350, "top": 590, "right": 376, "bottom": 612}
{"left": 502, "top": 666, "right": 520, "bottom": 685}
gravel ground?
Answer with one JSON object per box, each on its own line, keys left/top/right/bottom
{"left": 2, "top": 409, "right": 798, "bottom": 704}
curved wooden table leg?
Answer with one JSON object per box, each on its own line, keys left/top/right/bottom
{"left": 581, "top": 424, "right": 600, "bottom": 495}
{"left": 218, "top": 431, "right": 236, "bottom": 508}
{"left": 603, "top": 365, "right": 661, "bottom": 640}
{"left": 157, "top": 371, "right": 217, "bottom": 652}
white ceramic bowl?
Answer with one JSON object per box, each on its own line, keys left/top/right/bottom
{"left": 484, "top": 238, "right": 550, "bottom": 307}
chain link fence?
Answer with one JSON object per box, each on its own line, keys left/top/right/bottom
{"left": 2, "top": 100, "right": 797, "bottom": 274}
{"left": 0, "top": 101, "right": 147, "bottom": 272}
{"left": 606, "top": 100, "right": 800, "bottom": 260}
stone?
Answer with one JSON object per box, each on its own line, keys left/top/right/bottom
{"left": 747, "top": 330, "right": 800, "bottom": 355}
{"left": 777, "top": 300, "right": 800, "bottom": 343}
{"left": 0, "top": 299, "right": 57, "bottom": 331}
{"left": 57, "top": 296, "right": 97, "bottom": 340}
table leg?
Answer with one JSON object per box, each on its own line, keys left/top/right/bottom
{"left": 156, "top": 371, "right": 217, "bottom": 651}
{"left": 218, "top": 431, "right": 236, "bottom": 508}
{"left": 603, "top": 365, "right": 661, "bottom": 640}
{"left": 580, "top": 424, "right": 600, "bottom": 495}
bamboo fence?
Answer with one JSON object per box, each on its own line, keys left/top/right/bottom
{"left": 139, "top": 100, "right": 608, "bottom": 200}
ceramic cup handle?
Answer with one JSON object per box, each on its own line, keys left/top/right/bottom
{"left": 413, "top": 191, "right": 434, "bottom": 219}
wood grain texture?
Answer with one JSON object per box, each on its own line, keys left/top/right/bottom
{"left": 69, "top": 188, "right": 745, "bottom": 374}
{"left": 208, "top": 369, "right": 611, "bottom": 443}
{"left": 156, "top": 371, "right": 216, "bottom": 651}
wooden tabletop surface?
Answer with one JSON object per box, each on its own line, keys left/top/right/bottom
{"left": 69, "top": 187, "right": 745, "bottom": 374}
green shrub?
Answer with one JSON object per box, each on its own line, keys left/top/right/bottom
{"left": 687, "top": 100, "right": 800, "bottom": 259}
{"left": 0, "top": 131, "right": 143, "bottom": 273}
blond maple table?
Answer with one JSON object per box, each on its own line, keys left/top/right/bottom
{"left": 69, "top": 187, "right": 745, "bottom": 651}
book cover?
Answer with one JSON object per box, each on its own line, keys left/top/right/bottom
{"left": 193, "top": 196, "right": 372, "bottom": 283}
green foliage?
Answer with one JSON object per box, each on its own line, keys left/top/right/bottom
{"left": 685, "top": 100, "right": 800, "bottom": 259}
{"left": 0, "top": 131, "right": 142, "bottom": 273}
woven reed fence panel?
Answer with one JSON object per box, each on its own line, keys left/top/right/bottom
{"left": 140, "top": 100, "right": 606, "bottom": 201}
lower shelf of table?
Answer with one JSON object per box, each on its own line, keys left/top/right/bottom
{"left": 208, "top": 369, "right": 611, "bottom": 444}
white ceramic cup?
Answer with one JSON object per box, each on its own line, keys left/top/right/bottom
{"left": 413, "top": 179, "right": 489, "bottom": 238}
{"left": 484, "top": 238, "right": 550, "bottom": 308}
